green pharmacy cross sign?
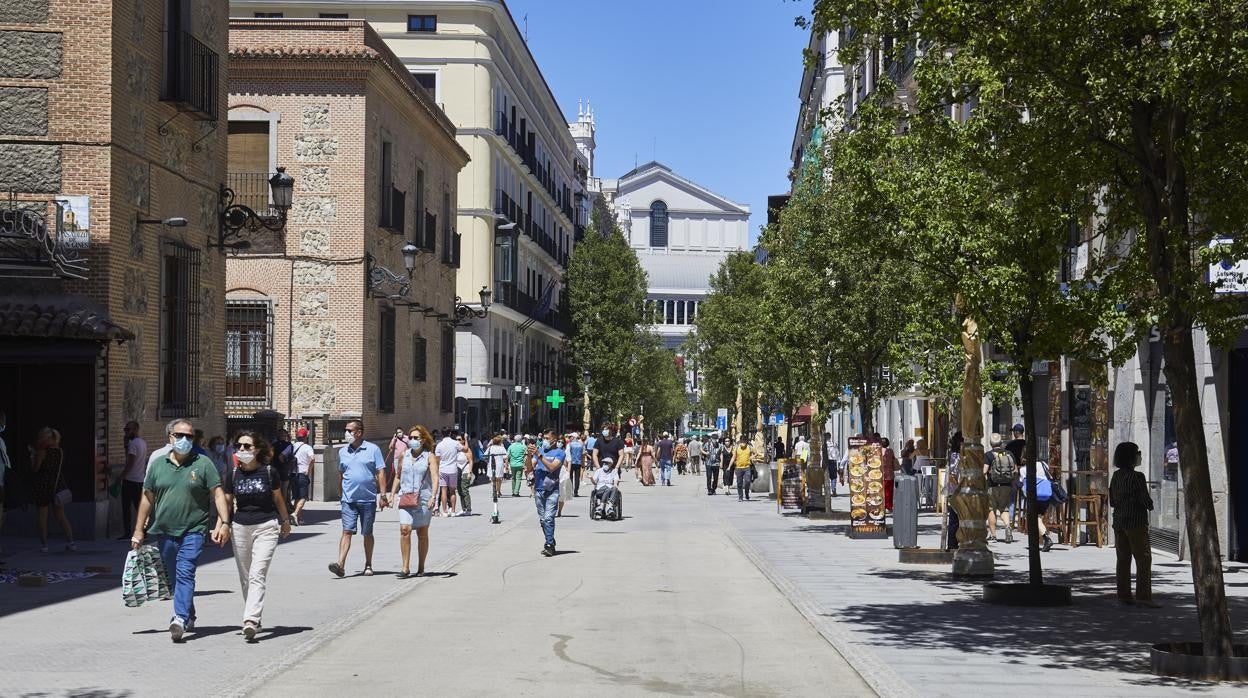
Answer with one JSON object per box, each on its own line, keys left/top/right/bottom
{"left": 545, "top": 390, "right": 566, "bottom": 409}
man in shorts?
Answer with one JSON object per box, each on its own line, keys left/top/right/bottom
{"left": 329, "top": 420, "right": 387, "bottom": 577}
{"left": 290, "top": 428, "right": 315, "bottom": 525}
{"left": 434, "top": 429, "right": 462, "bottom": 516}
{"left": 984, "top": 432, "right": 1017, "bottom": 543}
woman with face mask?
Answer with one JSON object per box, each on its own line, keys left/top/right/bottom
{"left": 222, "top": 430, "right": 291, "bottom": 641}
{"left": 389, "top": 426, "right": 436, "bottom": 577}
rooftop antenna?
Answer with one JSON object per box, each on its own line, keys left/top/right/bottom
{"left": 524, "top": 13, "right": 529, "bottom": 42}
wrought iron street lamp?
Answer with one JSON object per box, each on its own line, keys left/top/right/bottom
{"left": 450, "top": 286, "right": 492, "bottom": 326}
{"left": 214, "top": 167, "right": 294, "bottom": 251}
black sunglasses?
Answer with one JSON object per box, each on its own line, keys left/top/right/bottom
{"left": 171, "top": 432, "right": 195, "bottom": 439}
{"left": 234, "top": 442, "right": 255, "bottom": 450}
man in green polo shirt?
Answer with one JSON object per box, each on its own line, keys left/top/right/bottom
{"left": 131, "top": 418, "right": 231, "bottom": 643}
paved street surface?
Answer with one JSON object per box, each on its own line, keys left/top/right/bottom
{"left": 3, "top": 470, "right": 1246, "bottom": 697}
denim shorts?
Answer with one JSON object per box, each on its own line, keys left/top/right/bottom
{"left": 398, "top": 505, "right": 432, "bottom": 528}
{"left": 292, "top": 473, "right": 311, "bottom": 501}
{"left": 341, "top": 500, "right": 377, "bottom": 536}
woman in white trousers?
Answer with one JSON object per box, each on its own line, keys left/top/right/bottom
{"left": 223, "top": 431, "right": 291, "bottom": 641}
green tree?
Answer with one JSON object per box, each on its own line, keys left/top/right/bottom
{"left": 691, "top": 251, "right": 769, "bottom": 433}
{"left": 566, "top": 216, "right": 650, "bottom": 425}
{"left": 815, "top": 0, "right": 1248, "bottom": 657}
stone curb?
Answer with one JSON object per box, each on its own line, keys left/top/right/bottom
{"left": 220, "top": 505, "right": 534, "bottom": 698}
{"left": 710, "top": 500, "right": 918, "bottom": 698}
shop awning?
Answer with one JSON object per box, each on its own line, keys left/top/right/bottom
{"left": 790, "top": 404, "right": 814, "bottom": 426}
{"left": 0, "top": 299, "right": 134, "bottom": 344}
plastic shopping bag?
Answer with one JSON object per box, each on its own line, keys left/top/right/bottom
{"left": 121, "top": 544, "right": 171, "bottom": 608}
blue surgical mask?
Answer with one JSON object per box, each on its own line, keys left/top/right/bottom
{"left": 213, "top": 444, "right": 225, "bottom": 454}
{"left": 601, "top": 430, "right": 610, "bottom": 437}
{"left": 172, "top": 436, "right": 193, "bottom": 455}
{"left": 542, "top": 439, "right": 551, "bottom": 449}
{"left": 410, "top": 442, "right": 422, "bottom": 454}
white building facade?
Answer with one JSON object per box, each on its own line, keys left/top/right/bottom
{"left": 602, "top": 162, "right": 749, "bottom": 428}
{"left": 232, "top": 0, "right": 592, "bottom": 435}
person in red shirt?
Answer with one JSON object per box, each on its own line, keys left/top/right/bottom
{"left": 880, "top": 438, "right": 898, "bottom": 512}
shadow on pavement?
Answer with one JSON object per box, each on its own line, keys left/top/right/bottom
{"left": 258, "top": 625, "right": 314, "bottom": 640}
{"left": 63, "top": 688, "right": 136, "bottom": 697}
{"left": 192, "top": 588, "right": 233, "bottom": 597}
{"left": 551, "top": 550, "right": 579, "bottom": 556}
{"left": 824, "top": 565, "right": 1248, "bottom": 688}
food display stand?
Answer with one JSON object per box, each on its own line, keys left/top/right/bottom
{"left": 778, "top": 458, "right": 803, "bottom": 511}
{"left": 847, "top": 437, "right": 888, "bottom": 539}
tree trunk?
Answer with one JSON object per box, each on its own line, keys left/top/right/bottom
{"left": 1016, "top": 362, "right": 1043, "bottom": 586}
{"left": 1163, "top": 324, "right": 1234, "bottom": 658}
{"left": 859, "top": 370, "right": 875, "bottom": 435}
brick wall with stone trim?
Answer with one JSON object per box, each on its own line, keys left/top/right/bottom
{"left": 0, "top": 1, "right": 229, "bottom": 528}
{"left": 226, "top": 18, "right": 469, "bottom": 442}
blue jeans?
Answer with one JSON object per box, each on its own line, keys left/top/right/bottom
{"left": 159, "top": 531, "right": 206, "bottom": 623}
{"left": 659, "top": 459, "right": 673, "bottom": 484}
{"left": 340, "top": 500, "right": 377, "bottom": 536}
{"left": 535, "top": 488, "right": 559, "bottom": 548}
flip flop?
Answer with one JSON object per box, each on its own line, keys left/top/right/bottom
{"left": 397, "top": 570, "right": 410, "bottom": 579}
{"left": 328, "top": 562, "right": 345, "bottom": 578}
{"left": 363, "top": 566, "right": 374, "bottom": 576}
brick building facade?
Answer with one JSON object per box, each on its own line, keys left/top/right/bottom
{"left": 0, "top": 0, "right": 228, "bottom": 539}
{"left": 225, "top": 18, "right": 469, "bottom": 468}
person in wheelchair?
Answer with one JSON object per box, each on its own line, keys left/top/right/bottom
{"left": 591, "top": 457, "right": 622, "bottom": 520}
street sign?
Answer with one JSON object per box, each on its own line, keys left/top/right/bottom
{"left": 774, "top": 413, "right": 785, "bottom": 426}
{"left": 716, "top": 407, "right": 728, "bottom": 432}
{"left": 629, "top": 417, "right": 637, "bottom": 427}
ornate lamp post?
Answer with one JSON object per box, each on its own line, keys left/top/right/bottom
{"left": 214, "top": 167, "right": 294, "bottom": 251}
{"left": 451, "top": 286, "right": 492, "bottom": 326}
{"left": 365, "top": 242, "right": 420, "bottom": 299}
{"left": 512, "top": 384, "right": 522, "bottom": 434}
{"left": 950, "top": 296, "right": 994, "bottom": 577}
{"left": 582, "top": 369, "right": 591, "bottom": 432}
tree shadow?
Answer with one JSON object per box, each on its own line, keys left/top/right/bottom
{"left": 821, "top": 568, "right": 1248, "bottom": 686}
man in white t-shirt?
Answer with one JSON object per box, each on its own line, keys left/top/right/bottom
{"left": 120, "top": 420, "right": 149, "bottom": 538}
{"left": 290, "top": 428, "right": 316, "bottom": 525}
{"left": 591, "top": 457, "right": 622, "bottom": 518}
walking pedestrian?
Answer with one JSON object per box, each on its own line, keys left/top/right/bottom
{"left": 507, "top": 434, "right": 527, "bottom": 497}
{"left": 984, "top": 433, "right": 1018, "bottom": 543}
{"left": 289, "top": 428, "right": 315, "bottom": 525}
{"left": 1110, "top": 441, "right": 1158, "bottom": 607}
{"left": 793, "top": 436, "right": 810, "bottom": 464}
{"left": 120, "top": 421, "right": 148, "bottom": 541}
{"left": 773, "top": 436, "right": 786, "bottom": 460}
{"left": 656, "top": 432, "right": 675, "bottom": 486}
{"left": 531, "top": 430, "right": 564, "bottom": 556}
{"left": 390, "top": 426, "right": 436, "bottom": 578}
{"left": 328, "top": 420, "right": 387, "bottom": 578}
{"left": 223, "top": 431, "right": 291, "bottom": 641}
{"left": 207, "top": 435, "right": 228, "bottom": 479}
{"left": 720, "top": 436, "right": 734, "bottom": 494}
{"left": 946, "top": 431, "right": 963, "bottom": 550}
{"left": 455, "top": 433, "right": 473, "bottom": 515}
{"left": 880, "top": 437, "right": 898, "bottom": 512}
{"left": 271, "top": 429, "right": 295, "bottom": 509}
{"left": 674, "top": 438, "right": 689, "bottom": 475}
{"left": 689, "top": 435, "right": 703, "bottom": 475}
{"left": 638, "top": 438, "right": 656, "bottom": 486}
{"left": 30, "top": 427, "right": 75, "bottom": 552}
{"left": 556, "top": 434, "right": 573, "bottom": 517}
{"left": 130, "top": 418, "right": 231, "bottom": 642}
{"left": 568, "top": 432, "right": 585, "bottom": 496}
{"left": 434, "top": 430, "right": 461, "bottom": 516}
{"left": 485, "top": 434, "right": 509, "bottom": 500}
{"left": 705, "top": 439, "right": 720, "bottom": 495}
{"left": 823, "top": 433, "right": 840, "bottom": 497}
{"left": 1019, "top": 459, "right": 1056, "bottom": 552}
{"left": 734, "top": 437, "right": 755, "bottom": 501}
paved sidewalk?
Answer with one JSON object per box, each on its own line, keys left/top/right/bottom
{"left": 0, "top": 489, "right": 535, "bottom": 697}
{"left": 254, "top": 476, "right": 872, "bottom": 697}
{"left": 709, "top": 484, "right": 1248, "bottom": 697}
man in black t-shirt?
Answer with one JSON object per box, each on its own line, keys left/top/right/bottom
{"left": 593, "top": 424, "right": 624, "bottom": 472}
{"left": 1005, "top": 423, "right": 1026, "bottom": 465}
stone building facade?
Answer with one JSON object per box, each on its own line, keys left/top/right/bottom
{"left": 0, "top": 0, "right": 228, "bottom": 538}
{"left": 225, "top": 18, "right": 468, "bottom": 465}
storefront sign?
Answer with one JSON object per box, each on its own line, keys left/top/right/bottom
{"left": 54, "top": 195, "right": 89, "bottom": 250}
{"left": 1208, "top": 238, "right": 1248, "bottom": 294}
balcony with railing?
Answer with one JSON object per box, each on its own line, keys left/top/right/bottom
{"left": 493, "top": 281, "right": 572, "bottom": 335}
{"left": 225, "top": 173, "right": 284, "bottom": 253}
{"left": 162, "top": 31, "right": 219, "bottom": 120}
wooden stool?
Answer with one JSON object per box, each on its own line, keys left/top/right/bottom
{"left": 1068, "top": 494, "right": 1106, "bottom": 548}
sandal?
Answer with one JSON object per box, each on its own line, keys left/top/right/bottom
{"left": 363, "top": 566, "right": 374, "bottom": 576}
{"left": 328, "top": 562, "right": 345, "bottom": 578}
{"left": 397, "top": 570, "right": 410, "bottom": 579}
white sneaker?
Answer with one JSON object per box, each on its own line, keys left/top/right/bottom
{"left": 170, "top": 619, "right": 185, "bottom": 643}
{"left": 243, "top": 622, "right": 257, "bottom": 642}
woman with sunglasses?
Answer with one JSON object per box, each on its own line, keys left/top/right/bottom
{"left": 388, "top": 426, "right": 436, "bottom": 577}
{"left": 222, "top": 430, "right": 291, "bottom": 641}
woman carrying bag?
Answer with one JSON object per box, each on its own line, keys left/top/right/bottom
{"left": 30, "top": 427, "right": 75, "bottom": 552}
{"left": 389, "top": 425, "right": 436, "bottom": 578}
{"left": 223, "top": 430, "right": 291, "bottom": 642}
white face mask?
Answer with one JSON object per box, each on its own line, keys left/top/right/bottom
{"left": 345, "top": 430, "right": 355, "bottom": 442}
{"left": 236, "top": 450, "right": 256, "bottom": 465}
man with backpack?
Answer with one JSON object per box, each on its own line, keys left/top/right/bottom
{"left": 984, "top": 432, "right": 1017, "bottom": 543}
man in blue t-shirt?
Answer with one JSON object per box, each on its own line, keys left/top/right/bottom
{"left": 568, "top": 432, "right": 585, "bottom": 497}
{"left": 530, "top": 429, "right": 564, "bottom": 556}
{"left": 330, "top": 419, "right": 387, "bottom": 578}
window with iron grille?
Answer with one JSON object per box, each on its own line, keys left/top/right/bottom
{"left": 440, "top": 324, "right": 454, "bottom": 412}
{"left": 159, "top": 240, "right": 201, "bottom": 416}
{"left": 225, "top": 300, "right": 273, "bottom": 406}
{"left": 413, "top": 334, "right": 427, "bottom": 382}
{"left": 379, "top": 307, "right": 396, "bottom": 412}
{"left": 649, "top": 200, "right": 668, "bottom": 247}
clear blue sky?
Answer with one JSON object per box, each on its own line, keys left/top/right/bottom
{"left": 505, "top": 0, "right": 811, "bottom": 244}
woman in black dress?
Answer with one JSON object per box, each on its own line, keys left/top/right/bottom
{"left": 31, "top": 427, "right": 76, "bottom": 552}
